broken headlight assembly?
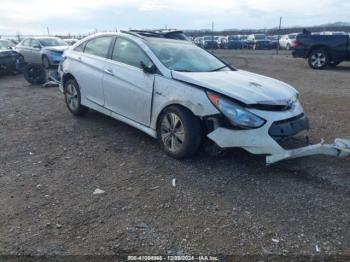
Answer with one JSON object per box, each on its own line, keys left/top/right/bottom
{"left": 207, "top": 91, "right": 266, "bottom": 129}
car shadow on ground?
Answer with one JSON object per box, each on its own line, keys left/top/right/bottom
{"left": 76, "top": 108, "right": 350, "bottom": 190}
{"left": 327, "top": 64, "right": 350, "bottom": 72}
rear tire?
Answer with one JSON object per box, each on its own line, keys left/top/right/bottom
{"left": 64, "top": 79, "right": 88, "bottom": 116}
{"left": 157, "top": 106, "right": 202, "bottom": 159}
{"left": 308, "top": 49, "right": 329, "bottom": 69}
{"left": 23, "top": 63, "right": 47, "bottom": 85}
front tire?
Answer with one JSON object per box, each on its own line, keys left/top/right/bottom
{"left": 308, "top": 49, "right": 329, "bottom": 69}
{"left": 42, "top": 55, "right": 50, "bottom": 69}
{"left": 64, "top": 79, "right": 88, "bottom": 116}
{"left": 157, "top": 106, "right": 202, "bottom": 159}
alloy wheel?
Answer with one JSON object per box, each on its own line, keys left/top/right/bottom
{"left": 310, "top": 52, "right": 326, "bottom": 68}
{"left": 65, "top": 83, "right": 79, "bottom": 111}
{"left": 160, "top": 113, "right": 185, "bottom": 152}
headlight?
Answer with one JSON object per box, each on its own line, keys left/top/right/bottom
{"left": 207, "top": 91, "right": 266, "bottom": 129}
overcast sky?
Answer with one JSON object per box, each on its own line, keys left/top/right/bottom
{"left": 1, "top": 0, "right": 349, "bottom": 35}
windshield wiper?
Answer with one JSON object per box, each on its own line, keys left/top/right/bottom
{"left": 210, "top": 64, "right": 230, "bottom": 72}
{"left": 175, "top": 69, "right": 194, "bottom": 72}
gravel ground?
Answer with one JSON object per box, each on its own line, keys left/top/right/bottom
{"left": 0, "top": 50, "right": 350, "bottom": 259}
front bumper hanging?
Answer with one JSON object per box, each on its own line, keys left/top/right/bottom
{"left": 266, "top": 138, "right": 350, "bottom": 164}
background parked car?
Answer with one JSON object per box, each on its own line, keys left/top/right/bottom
{"left": 239, "top": 35, "right": 249, "bottom": 48}
{"left": 247, "top": 34, "right": 271, "bottom": 50}
{"left": 292, "top": 32, "right": 350, "bottom": 69}
{"left": 0, "top": 39, "right": 16, "bottom": 50}
{"left": 225, "top": 35, "right": 243, "bottom": 49}
{"left": 279, "top": 33, "right": 299, "bottom": 50}
{"left": 217, "top": 36, "right": 227, "bottom": 48}
{"left": 64, "top": 38, "right": 79, "bottom": 46}
{"left": 267, "top": 35, "right": 279, "bottom": 49}
{"left": 7, "top": 39, "right": 19, "bottom": 45}
{"left": 201, "top": 36, "right": 218, "bottom": 49}
{"left": 0, "top": 41, "right": 22, "bottom": 74}
{"left": 15, "top": 37, "right": 68, "bottom": 68}
{"left": 194, "top": 37, "right": 203, "bottom": 46}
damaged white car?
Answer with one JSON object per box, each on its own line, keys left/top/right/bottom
{"left": 59, "top": 31, "right": 350, "bottom": 164}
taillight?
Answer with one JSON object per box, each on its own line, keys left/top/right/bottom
{"left": 293, "top": 40, "right": 300, "bottom": 48}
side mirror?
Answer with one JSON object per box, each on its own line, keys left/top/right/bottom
{"left": 140, "top": 61, "right": 156, "bottom": 74}
{"left": 33, "top": 44, "right": 41, "bottom": 49}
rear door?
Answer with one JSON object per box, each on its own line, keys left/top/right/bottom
{"left": 73, "top": 36, "right": 114, "bottom": 106}
{"left": 18, "top": 39, "right": 32, "bottom": 62}
{"left": 102, "top": 37, "right": 155, "bottom": 126}
{"left": 29, "top": 39, "right": 42, "bottom": 64}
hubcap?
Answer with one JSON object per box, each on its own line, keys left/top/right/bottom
{"left": 311, "top": 52, "right": 326, "bottom": 68}
{"left": 160, "top": 113, "right": 185, "bottom": 152}
{"left": 65, "top": 83, "right": 78, "bottom": 111}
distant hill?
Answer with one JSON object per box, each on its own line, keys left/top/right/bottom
{"left": 319, "top": 22, "right": 350, "bottom": 27}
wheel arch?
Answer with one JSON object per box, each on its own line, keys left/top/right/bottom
{"left": 155, "top": 103, "right": 198, "bottom": 132}
{"left": 62, "top": 73, "right": 77, "bottom": 91}
{"left": 307, "top": 45, "right": 331, "bottom": 59}
{"left": 41, "top": 54, "right": 50, "bottom": 63}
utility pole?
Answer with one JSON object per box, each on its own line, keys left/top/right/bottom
{"left": 47, "top": 27, "right": 50, "bottom": 36}
{"left": 277, "top": 16, "right": 282, "bottom": 55}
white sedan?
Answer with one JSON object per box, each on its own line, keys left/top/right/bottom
{"left": 59, "top": 31, "right": 350, "bottom": 164}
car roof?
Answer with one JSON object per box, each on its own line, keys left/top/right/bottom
{"left": 79, "top": 31, "right": 193, "bottom": 46}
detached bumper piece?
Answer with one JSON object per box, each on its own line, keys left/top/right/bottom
{"left": 266, "top": 138, "right": 350, "bottom": 164}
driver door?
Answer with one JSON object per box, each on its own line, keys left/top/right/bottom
{"left": 102, "top": 38, "right": 155, "bottom": 126}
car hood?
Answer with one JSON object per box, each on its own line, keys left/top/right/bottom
{"left": 171, "top": 70, "right": 298, "bottom": 105}
{"left": 0, "top": 50, "right": 18, "bottom": 57}
{"left": 43, "top": 46, "right": 69, "bottom": 52}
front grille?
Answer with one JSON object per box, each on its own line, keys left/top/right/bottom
{"left": 269, "top": 114, "right": 309, "bottom": 139}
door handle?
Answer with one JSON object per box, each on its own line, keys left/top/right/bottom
{"left": 104, "top": 69, "right": 114, "bottom": 76}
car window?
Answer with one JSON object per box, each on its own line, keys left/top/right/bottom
{"left": 84, "top": 36, "right": 113, "bottom": 58}
{"left": 0, "top": 41, "right": 7, "bottom": 50}
{"left": 254, "top": 34, "right": 266, "bottom": 40}
{"left": 1, "top": 40, "right": 15, "bottom": 48}
{"left": 30, "top": 39, "right": 40, "bottom": 48}
{"left": 74, "top": 42, "right": 85, "bottom": 52}
{"left": 38, "top": 38, "right": 67, "bottom": 47}
{"left": 112, "top": 38, "right": 151, "bottom": 69}
{"left": 22, "top": 39, "right": 31, "bottom": 46}
{"left": 147, "top": 38, "right": 227, "bottom": 72}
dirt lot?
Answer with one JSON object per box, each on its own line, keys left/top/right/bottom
{"left": 1, "top": 50, "right": 350, "bottom": 258}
